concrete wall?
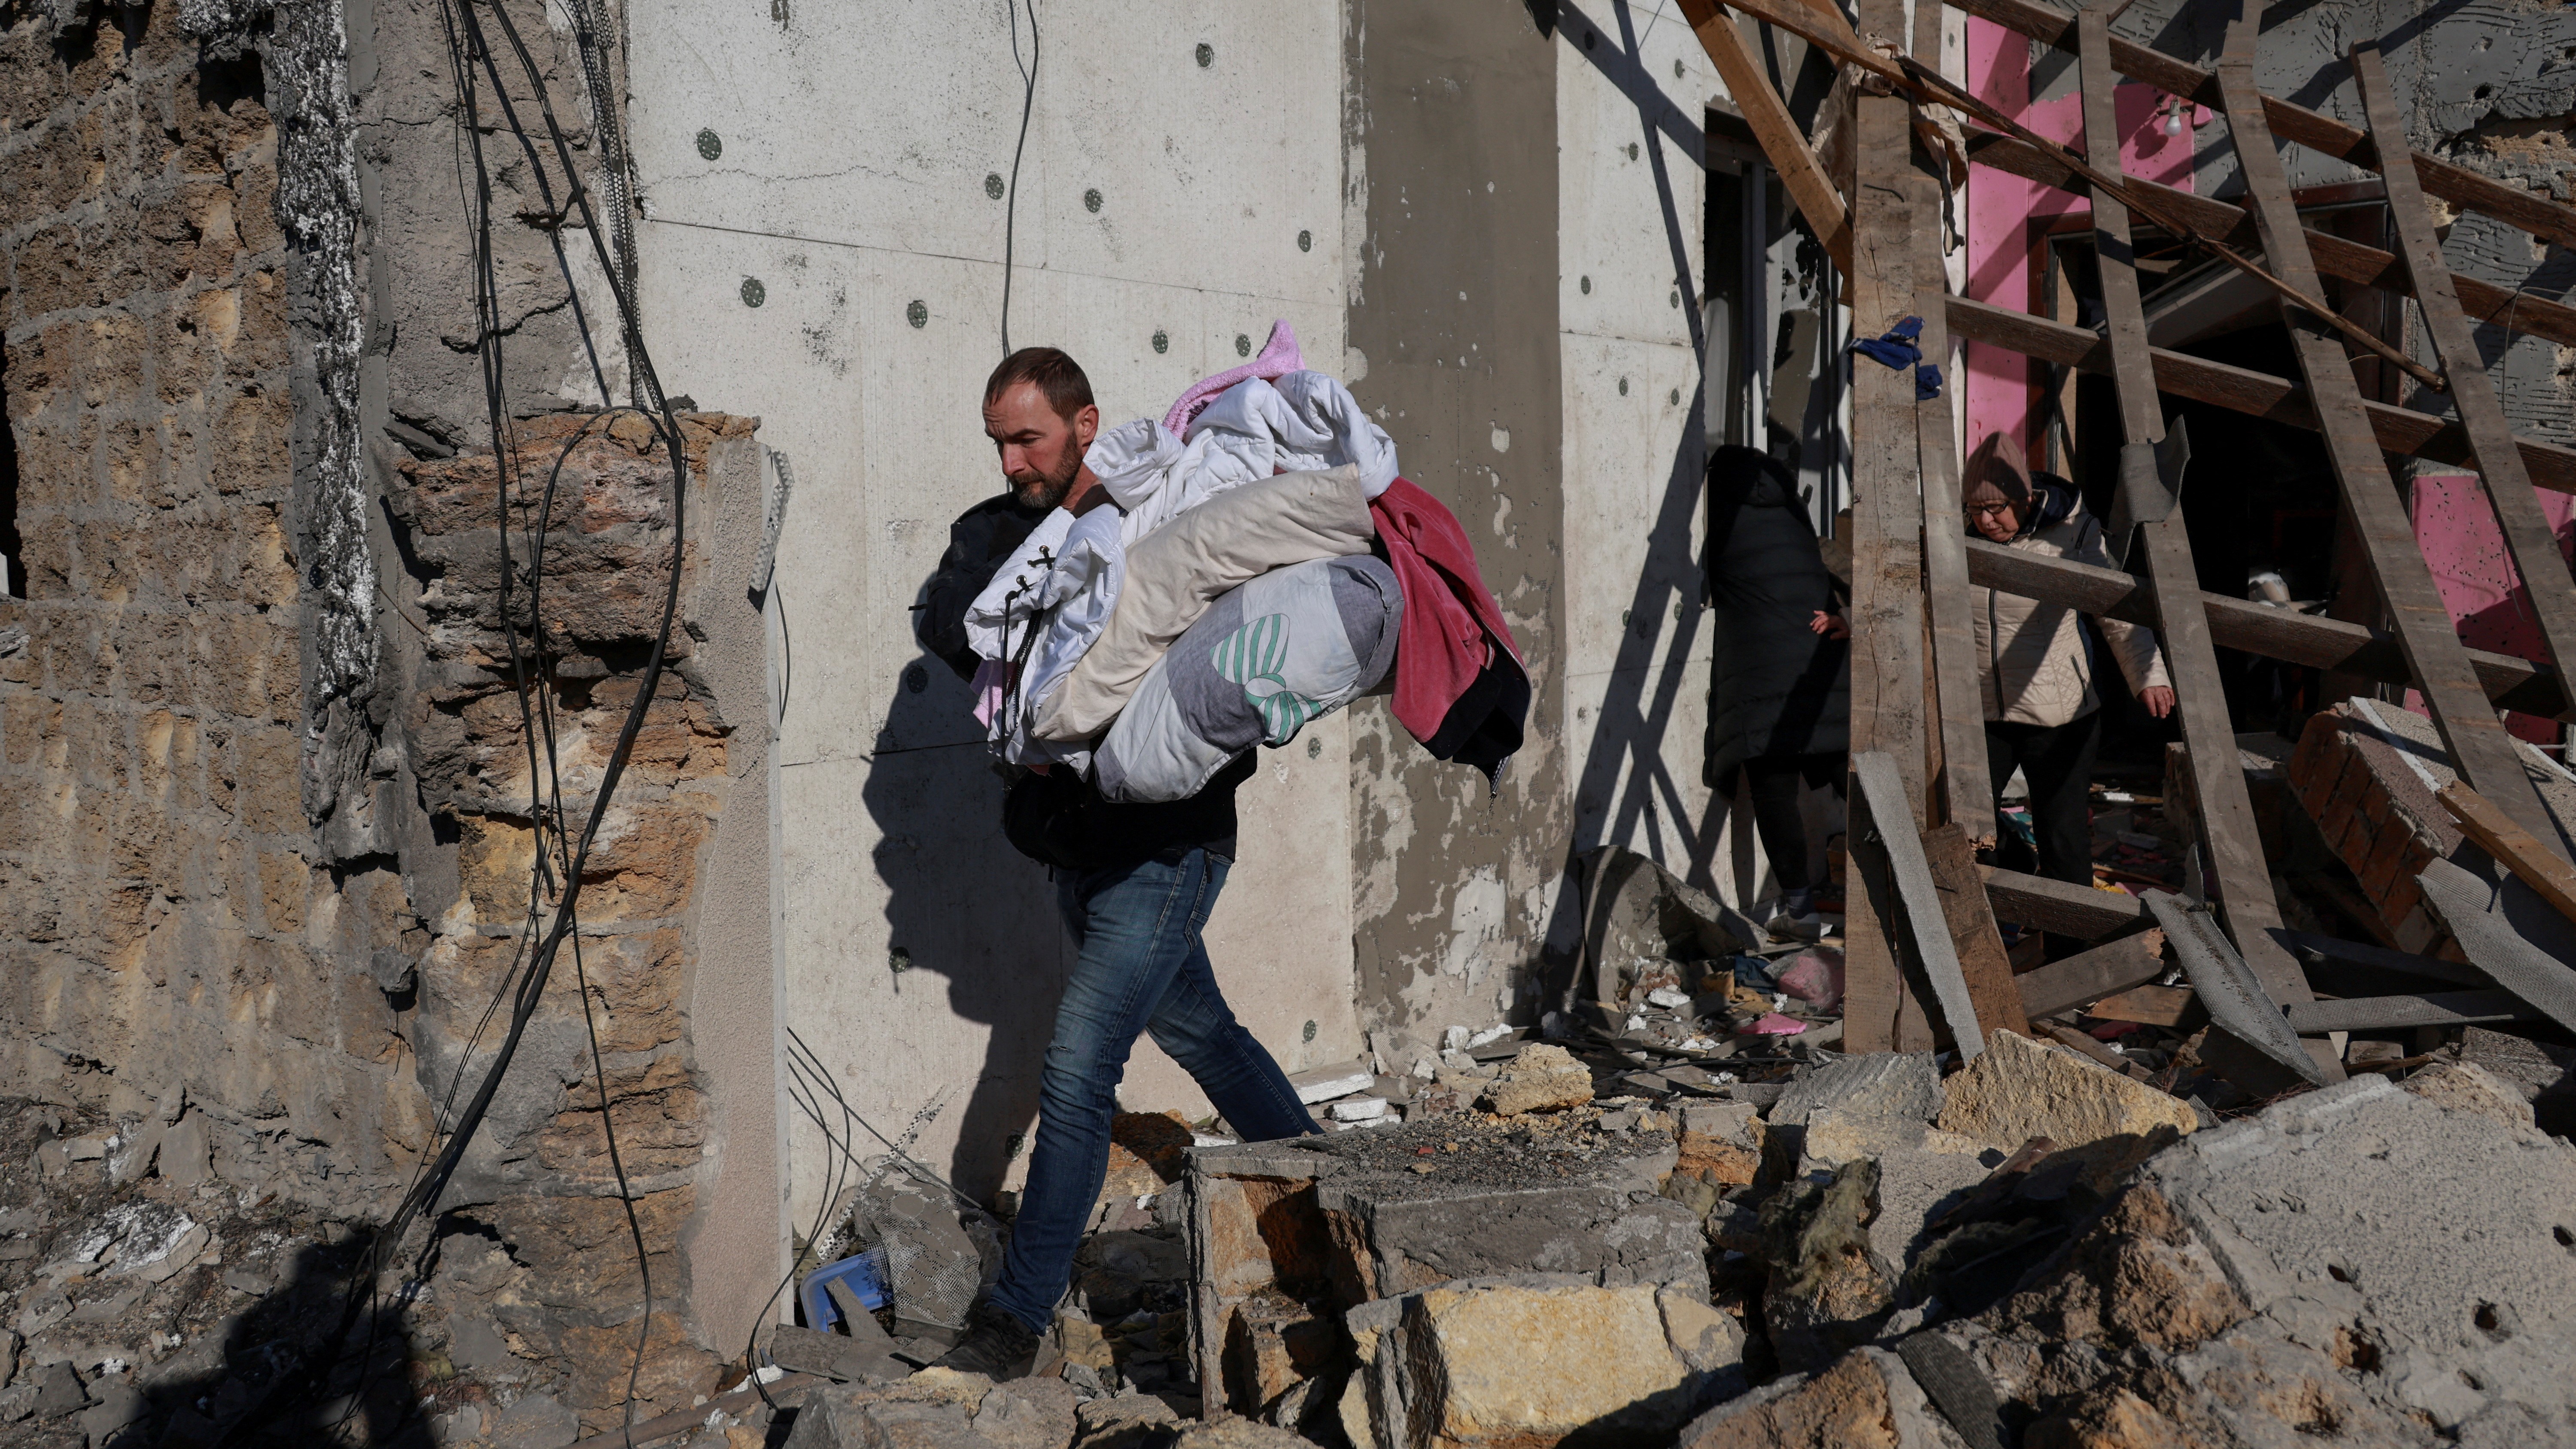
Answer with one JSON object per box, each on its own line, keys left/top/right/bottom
{"left": 625, "top": 0, "right": 1367, "bottom": 1241}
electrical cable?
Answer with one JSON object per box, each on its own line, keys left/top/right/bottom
{"left": 999, "top": 0, "right": 1038, "bottom": 354}
{"left": 240, "top": 0, "right": 688, "bottom": 1439}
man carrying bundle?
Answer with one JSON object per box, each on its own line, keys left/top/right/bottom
{"left": 912, "top": 347, "right": 1320, "bottom": 1379}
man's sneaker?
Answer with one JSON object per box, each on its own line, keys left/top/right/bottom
{"left": 1765, "top": 890, "right": 1825, "bottom": 942}
{"left": 924, "top": 1302, "right": 1041, "bottom": 1381}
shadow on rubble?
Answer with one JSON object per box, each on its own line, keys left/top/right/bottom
{"left": 131, "top": 1237, "right": 433, "bottom": 1449}
{"left": 859, "top": 644, "right": 1068, "bottom": 1200}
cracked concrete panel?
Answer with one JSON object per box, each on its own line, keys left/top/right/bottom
{"left": 1345, "top": 0, "right": 1572, "bottom": 1043}
{"left": 628, "top": 0, "right": 1362, "bottom": 1239}
{"left": 1556, "top": 0, "right": 1711, "bottom": 351}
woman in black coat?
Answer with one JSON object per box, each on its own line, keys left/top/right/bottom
{"left": 1702, "top": 445, "right": 1850, "bottom": 936}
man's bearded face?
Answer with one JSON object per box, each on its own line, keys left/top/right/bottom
{"left": 985, "top": 383, "right": 1086, "bottom": 510}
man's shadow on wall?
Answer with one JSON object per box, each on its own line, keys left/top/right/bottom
{"left": 856, "top": 637, "right": 1071, "bottom": 1206}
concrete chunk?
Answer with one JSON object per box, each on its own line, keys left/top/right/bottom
{"left": 1366, "top": 1280, "right": 1728, "bottom": 1449}
{"left": 1933, "top": 1029, "right": 2196, "bottom": 1154}
{"left": 1768, "top": 1053, "right": 1942, "bottom": 1166}
{"left": 1476, "top": 1043, "right": 1594, "bottom": 1116}
{"left": 2401, "top": 1060, "right": 2536, "bottom": 1130}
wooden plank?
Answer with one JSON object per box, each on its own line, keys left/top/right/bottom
{"left": 1908, "top": 172, "right": 1996, "bottom": 843}
{"left": 2438, "top": 781, "right": 2576, "bottom": 929}
{"left": 1961, "top": 537, "right": 2574, "bottom": 719}
{"left": 2076, "top": 11, "right": 2304, "bottom": 1006}
{"left": 2353, "top": 44, "right": 2576, "bottom": 713}
{"left": 1943, "top": 295, "right": 2576, "bottom": 497}
{"left": 1679, "top": 0, "right": 1852, "bottom": 273}
{"left": 2216, "top": 18, "right": 2566, "bottom": 856}
{"left": 2013, "top": 929, "right": 2168, "bottom": 1018}
{"left": 2283, "top": 990, "right": 2535, "bottom": 1033}
{"left": 1946, "top": 0, "right": 2576, "bottom": 251}
{"left": 2088, "top": 984, "right": 2196, "bottom": 1027}
{"left": 1923, "top": 822, "right": 2032, "bottom": 1039}
{"left": 1964, "top": 131, "right": 2576, "bottom": 352}
{"left": 1856, "top": 753, "right": 1990, "bottom": 1058}
{"left": 1838, "top": 56, "right": 1931, "bottom": 1053}
{"left": 2038, "top": 1021, "right": 2140, "bottom": 1073}
{"left": 1980, "top": 863, "right": 2152, "bottom": 940}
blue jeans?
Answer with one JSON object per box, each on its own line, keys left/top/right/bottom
{"left": 985, "top": 848, "right": 1319, "bottom": 1333}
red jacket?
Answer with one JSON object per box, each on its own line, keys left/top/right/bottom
{"left": 1368, "top": 478, "right": 1530, "bottom": 784}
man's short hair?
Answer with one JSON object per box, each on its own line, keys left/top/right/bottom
{"left": 984, "top": 347, "right": 1094, "bottom": 422}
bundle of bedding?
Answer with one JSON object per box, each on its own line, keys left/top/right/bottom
{"left": 962, "top": 321, "right": 1531, "bottom": 802}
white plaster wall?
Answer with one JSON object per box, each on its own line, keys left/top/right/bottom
{"left": 627, "top": 0, "right": 1361, "bottom": 1258}
{"left": 1553, "top": 3, "right": 1731, "bottom": 895}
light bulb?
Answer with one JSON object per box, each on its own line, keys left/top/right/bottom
{"left": 2163, "top": 104, "right": 2185, "bottom": 137}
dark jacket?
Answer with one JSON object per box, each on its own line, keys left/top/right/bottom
{"left": 917, "top": 490, "right": 1252, "bottom": 870}
{"left": 1702, "top": 446, "right": 1851, "bottom": 787}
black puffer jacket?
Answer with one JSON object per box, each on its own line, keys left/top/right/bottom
{"left": 1702, "top": 446, "right": 1850, "bottom": 787}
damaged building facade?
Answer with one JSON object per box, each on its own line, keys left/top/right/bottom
{"left": 5, "top": 0, "right": 2576, "bottom": 1442}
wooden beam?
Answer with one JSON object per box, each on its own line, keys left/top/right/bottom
{"left": 2076, "top": 9, "right": 2305, "bottom": 1006}
{"left": 2013, "top": 930, "right": 2168, "bottom": 1018}
{"left": 1924, "top": 822, "right": 2032, "bottom": 1039}
{"left": 1962, "top": 536, "right": 2576, "bottom": 720}
{"left": 2284, "top": 991, "right": 2536, "bottom": 1033}
{"left": 1679, "top": 0, "right": 1852, "bottom": 273}
{"left": 1947, "top": 0, "right": 2576, "bottom": 250}
{"left": 2218, "top": 15, "right": 2564, "bottom": 855}
{"left": 1981, "top": 863, "right": 2152, "bottom": 939}
{"left": 1836, "top": 0, "right": 1929, "bottom": 1054}
{"left": 1856, "top": 754, "right": 1991, "bottom": 1058}
{"left": 2438, "top": 781, "right": 2576, "bottom": 929}
{"left": 1943, "top": 295, "right": 2576, "bottom": 496}
{"left": 2353, "top": 44, "right": 2576, "bottom": 713}
{"left": 1910, "top": 171, "right": 1995, "bottom": 842}
{"left": 1964, "top": 132, "right": 2576, "bottom": 352}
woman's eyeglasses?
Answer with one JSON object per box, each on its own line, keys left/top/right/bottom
{"left": 1963, "top": 501, "right": 2015, "bottom": 522}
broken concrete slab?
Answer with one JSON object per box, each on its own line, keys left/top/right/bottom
{"left": 1767, "top": 1053, "right": 1942, "bottom": 1167}
{"left": 1578, "top": 845, "right": 1763, "bottom": 1007}
{"left": 2137, "top": 1075, "right": 2576, "bottom": 1437}
{"left": 2460, "top": 1026, "right": 2576, "bottom": 1135}
{"left": 1933, "top": 1029, "right": 2198, "bottom": 1154}
{"left": 975, "top": 1377, "right": 1080, "bottom": 1449}
{"left": 1475, "top": 1043, "right": 1594, "bottom": 1116}
{"left": 1355, "top": 1278, "right": 1742, "bottom": 1449}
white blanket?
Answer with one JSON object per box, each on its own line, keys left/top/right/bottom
{"left": 962, "top": 371, "right": 1395, "bottom": 764}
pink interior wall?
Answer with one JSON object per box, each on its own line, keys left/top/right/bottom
{"left": 2406, "top": 473, "right": 2576, "bottom": 744}
{"left": 1962, "top": 18, "right": 2200, "bottom": 463}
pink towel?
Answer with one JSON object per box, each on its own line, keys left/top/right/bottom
{"left": 1737, "top": 1012, "right": 1810, "bottom": 1036}
{"left": 971, "top": 659, "right": 1018, "bottom": 729}
{"left": 1162, "top": 320, "right": 1304, "bottom": 435}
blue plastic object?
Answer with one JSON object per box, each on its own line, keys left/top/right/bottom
{"left": 800, "top": 1249, "right": 890, "bottom": 1333}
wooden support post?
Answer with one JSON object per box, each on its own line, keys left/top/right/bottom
{"left": 2216, "top": 11, "right": 2565, "bottom": 857}
{"left": 1965, "top": 133, "right": 2576, "bottom": 352}
{"left": 1908, "top": 169, "right": 1996, "bottom": 844}
{"left": 1838, "top": 38, "right": 1934, "bottom": 1052}
{"left": 2074, "top": 9, "right": 2305, "bottom": 1005}
{"left": 1942, "top": 296, "right": 2576, "bottom": 496}
{"left": 1960, "top": 537, "right": 2576, "bottom": 720}
{"left": 2352, "top": 44, "right": 2576, "bottom": 713}
{"left": 1680, "top": 0, "right": 1853, "bottom": 272}
{"left": 1856, "top": 754, "right": 1990, "bottom": 1057}
{"left": 1923, "top": 822, "right": 2031, "bottom": 1038}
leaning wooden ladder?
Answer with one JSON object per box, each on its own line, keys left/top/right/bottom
{"left": 1675, "top": 0, "right": 2576, "bottom": 1066}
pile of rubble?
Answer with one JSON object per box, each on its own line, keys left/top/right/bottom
{"left": 749, "top": 1029, "right": 2575, "bottom": 1449}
